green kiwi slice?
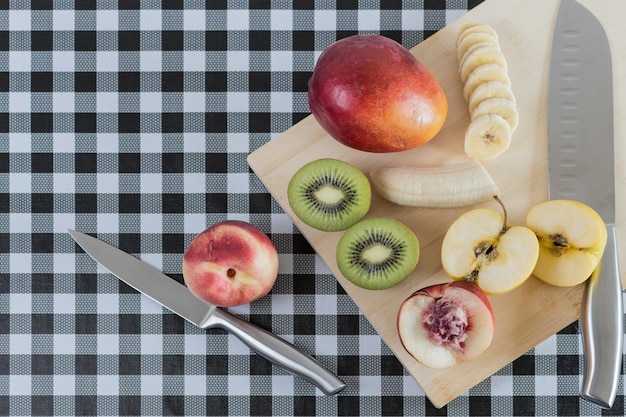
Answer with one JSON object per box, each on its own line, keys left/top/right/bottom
{"left": 287, "top": 158, "right": 371, "bottom": 232}
{"left": 336, "top": 217, "right": 419, "bottom": 290}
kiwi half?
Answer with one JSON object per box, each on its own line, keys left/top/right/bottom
{"left": 287, "top": 158, "right": 371, "bottom": 232}
{"left": 336, "top": 217, "right": 419, "bottom": 290}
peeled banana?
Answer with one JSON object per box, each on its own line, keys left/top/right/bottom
{"left": 370, "top": 160, "right": 500, "bottom": 208}
{"left": 457, "top": 22, "right": 519, "bottom": 160}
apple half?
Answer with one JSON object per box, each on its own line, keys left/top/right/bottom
{"left": 526, "top": 199, "right": 607, "bottom": 287}
{"left": 441, "top": 198, "right": 539, "bottom": 294}
{"left": 397, "top": 281, "right": 495, "bottom": 369}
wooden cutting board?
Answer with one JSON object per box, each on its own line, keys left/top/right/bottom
{"left": 247, "top": 0, "right": 626, "bottom": 408}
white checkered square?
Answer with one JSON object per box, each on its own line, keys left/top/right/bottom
{"left": 227, "top": 10, "right": 248, "bottom": 31}
{"left": 98, "top": 375, "right": 120, "bottom": 395}
{"left": 97, "top": 335, "right": 120, "bottom": 355}
{"left": 10, "top": 375, "right": 32, "bottom": 395}
{"left": 9, "top": 10, "right": 31, "bottom": 31}
{"left": 54, "top": 375, "right": 76, "bottom": 395}
{"left": 10, "top": 333, "right": 32, "bottom": 353}
{"left": 9, "top": 92, "right": 31, "bottom": 112}
{"left": 97, "top": 10, "right": 118, "bottom": 30}
{"left": 52, "top": 10, "right": 75, "bottom": 30}
{"left": 184, "top": 375, "right": 207, "bottom": 396}
{"left": 53, "top": 334, "right": 75, "bottom": 355}
{"left": 9, "top": 212, "right": 31, "bottom": 232}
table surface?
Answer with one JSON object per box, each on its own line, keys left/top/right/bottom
{"left": 1, "top": 1, "right": 625, "bottom": 416}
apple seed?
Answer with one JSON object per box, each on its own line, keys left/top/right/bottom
{"left": 544, "top": 233, "right": 569, "bottom": 257}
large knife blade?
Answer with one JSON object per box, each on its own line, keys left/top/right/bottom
{"left": 548, "top": 0, "right": 623, "bottom": 409}
{"left": 68, "top": 229, "right": 346, "bottom": 396}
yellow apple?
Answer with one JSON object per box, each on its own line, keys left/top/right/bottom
{"left": 441, "top": 197, "right": 539, "bottom": 294}
{"left": 525, "top": 199, "right": 607, "bottom": 287}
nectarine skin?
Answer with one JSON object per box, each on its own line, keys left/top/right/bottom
{"left": 182, "top": 220, "right": 279, "bottom": 307}
{"left": 308, "top": 34, "right": 448, "bottom": 153}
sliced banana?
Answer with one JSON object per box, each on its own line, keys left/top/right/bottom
{"left": 457, "top": 23, "right": 499, "bottom": 48}
{"left": 456, "top": 32, "right": 499, "bottom": 62}
{"left": 471, "top": 97, "right": 519, "bottom": 132}
{"left": 457, "top": 23, "right": 518, "bottom": 160}
{"left": 463, "top": 63, "right": 511, "bottom": 102}
{"left": 467, "top": 80, "right": 515, "bottom": 114}
{"left": 464, "top": 114, "right": 512, "bottom": 160}
{"left": 458, "top": 22, "right": 481, "bottom": 34}
{"left": 370, "top": 160, "right": 499, "bottom": 208}
{"left": 459, "top": 41, "right": 499, "bottom": 69}
{"left": 459, "top": 45, "right": 507, "bottom": 83}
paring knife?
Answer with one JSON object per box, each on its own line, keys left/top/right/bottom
{"left": 68, "top": 229, "right": 346, "bottom": 396}
{"left": 548, "top": 0, "right": 623, "bottom": 409}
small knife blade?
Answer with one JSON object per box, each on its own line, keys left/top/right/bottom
{"left": 548, "top": 0, "right": 623, "bottom": 409}
{"left": 68, "top": 229, "right": 346, "bottom": 396}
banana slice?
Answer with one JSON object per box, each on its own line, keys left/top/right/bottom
{"left": 463, "top": 63, "right": 511, "bottom": 102}
{"left": 467, "top": 80, "right": 515, "bottom": 114}
{"left": 464, "top": 113, "right": 511, "bottom": 160}
{"left": 459, "top": 41, "right": 500, "bottom": 69}
{"left": 459, "top": 45, "right": 507, "bottom": 83}
{"left": 458, "top": 21, "right": 482, "bottom": 34}
{"left": 370, "top": 160, "right": 499, "bottom": 208}
{"left": 456, "top": 32, "right": 499, "bottom": 62}
{"left": 457, "top": 23, "right": 499, "bottom": 48}
{"left": 471, "top": 97, "right": 519, "bottom": 132}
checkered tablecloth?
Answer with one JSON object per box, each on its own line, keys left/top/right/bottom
{"left": 1, "top": 1, "right": 625, "bottom": 416}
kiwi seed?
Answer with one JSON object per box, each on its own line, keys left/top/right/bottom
{"left": 336, "top": 217, "right": 419, "bottom": 290}
{"left": 287, "top": 158, "right": 371, "bottom": 232}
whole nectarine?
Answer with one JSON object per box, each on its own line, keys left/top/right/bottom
{"left": 182, "top": 220, "right": 279, "bottom": 307}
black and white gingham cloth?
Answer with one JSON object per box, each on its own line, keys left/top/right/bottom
{"left": 1, "top": 1, "right": 624, "bottom": 416}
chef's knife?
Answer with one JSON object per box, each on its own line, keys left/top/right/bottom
{"left": 548, "top": 0, "right": 623, "bottom": 409}
{"left": 68, "top": 229, "right": 346, "bottom": 396}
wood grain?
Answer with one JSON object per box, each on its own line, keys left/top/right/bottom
{"left": 248, "top": 0, "right": 626, "bottom": 408}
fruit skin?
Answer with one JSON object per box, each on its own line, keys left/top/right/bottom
{"left": 308, "top": 34, "right": 448, "bottom": 153}
{"left": 397, "top": 281, "right": 495, "bottom": 369}
{"left": 182, "top": 220, "right": 279, "bottom": 307}
{"left": 525, "top": 199, "right": 608, "bottom": 287}
{"left": 440, "top": 198, "right": 539, "bottom": 294}
{"left": 370, "top": 160, "right": 499, "bottom": 208}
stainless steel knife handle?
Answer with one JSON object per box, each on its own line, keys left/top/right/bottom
{"left": 580, "top": 224, "right": 623, "bottom": 409}
{"left": 206, "top": 308, "right": 346, "bottom": 395}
